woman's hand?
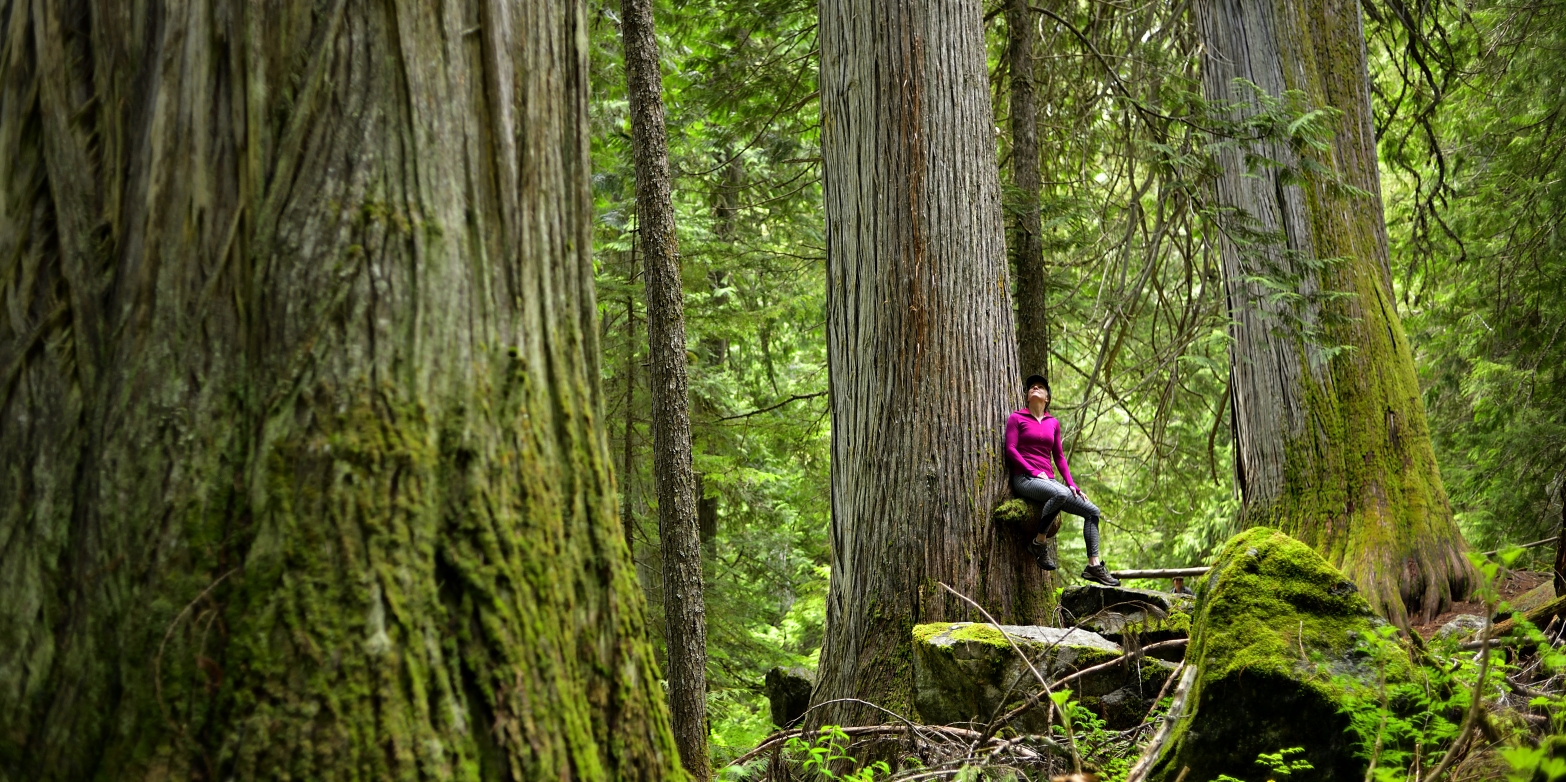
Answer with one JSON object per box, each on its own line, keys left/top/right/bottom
{"left": 1072, "top": 486, "right": 1086, "bottom": 499}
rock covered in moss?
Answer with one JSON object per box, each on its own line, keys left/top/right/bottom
{"left": 1144, "top": 528, "right": 1414, "bottom": 782}
{"left": 912, "top": 622, "right": 1176, "bottom": 732}
{"left": 1510, "top": 580, "right": 1555, "bottom": 615}
{"left": 1061, "top": 585, "right": 1194, "bottom": 653}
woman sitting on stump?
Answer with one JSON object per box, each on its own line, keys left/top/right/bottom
{"left": 1005, "top": 374, "right": 1120, "bottom": 586}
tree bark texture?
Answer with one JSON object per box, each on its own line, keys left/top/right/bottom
{"left": 1553, "top": 480, "right": 1565, "bottom": 597}
{"left": 1197, "top": 0, "right": 1472, "bottom": 625}
{"left": 0, "top": 1, "right": 684, "bottom": 779}
{"left": 619, "top": 0, "right": 709, "bottom": 774}
{"left": 814, "top": 0, "right": 1048, "bottom": 724}
{"left": 1006, "top": 0, "right": 1049, "bottom": 382}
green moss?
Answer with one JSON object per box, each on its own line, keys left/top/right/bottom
{"left": 912, "top": 622, "right": 1032, "bottom": 650}
{"left": 1190, "top": 527, "right": 1398, "bottom": 685}
{"left": 1070, "top": 645, "right": 1123, "bottom": 669}
{"left": 991, "top": 498, "right": 1034, "bottom": 528}
{"left": 1149, "top": 528, "right": 1419, "bottom": 782}
{"left": 912, "top": 622, "right": 949, "bottom": 644}
{"left": 946, "top": 624, "right": 1017, "bottom": 647}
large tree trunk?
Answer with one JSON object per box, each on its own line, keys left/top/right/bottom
{"left": 620, "top": 0, "right": 709, "bottom": 774}
{"left": 0, "top": 1, "right": 684, "bottom": 779}
{"left": 1006, "top": 0, "right": 1050, "bottom": 381}
{"left": 1197, "top": 0, "right": 1472, "bottom": 625}
{"left": 813, "top": 0, "right": 1049, "bottom": 724}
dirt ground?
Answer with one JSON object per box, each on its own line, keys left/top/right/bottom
{"left": 1410, "top": 569, "right": 1553, "bottom": 640}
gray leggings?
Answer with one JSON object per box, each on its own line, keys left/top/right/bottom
{"left": 1010, "top": 474, "right": 1102, "bottom": 560}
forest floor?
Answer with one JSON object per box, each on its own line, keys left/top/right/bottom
{"left": 1410, "top": 568, "right": 1551, "bottom": 640}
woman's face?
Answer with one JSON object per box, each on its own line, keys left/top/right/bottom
{"left": 1027, "top": 384, "right": 1050, "bottom": 408}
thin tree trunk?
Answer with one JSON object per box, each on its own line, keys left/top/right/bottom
{"left": 1008, "top": 0, "right": 1050, "bottom": 381}
{"left": 620, "top": 0, "right": 710, "bottom": 773}
{"left": 695, "top": 155, "right": 742, "bottom": 546}
{"left": 1553, "top": 479, "right": 1565, "bottom": 597}
{"left": 813, "top": 0, "right": 1048, "bottom": 725}
{"left": 623, "top": 249, "right": 641, "bottom": 554}
{"left": 0, "top": 0, "right": 683, "bottom": 779}
{"left": 1197, "top": 0, "right": 1472, "bottom": 625}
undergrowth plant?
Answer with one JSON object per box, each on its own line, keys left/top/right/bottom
{"left": 1213, "top": 747, "right": 1314, "bottom": 782}
{"left": 783, "top": 726, "right": 890, "bottom": 782}
{"left": 1332, "top": 546, "right": 1566, "bottom": 780}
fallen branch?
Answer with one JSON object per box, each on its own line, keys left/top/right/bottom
{"left": 1109, "top": 567, "right": 1210, "bottom": 579}
{"left": 723, "top": 723, "right": 1042, "bottom": 769}
{"left": 939, "top": 582, "right": 1082, "bottom": 773}
{"left": 1124, "top": 664, "right": 1198, "bottom": 782}
{"left": 1485, "top": 595, "right": 1566, "bottom": 640}
{"left": 985, "top": 639, "right": 1189, "bottom": 734}
{"left": 1141, "top": 660, "right": 1186, "bottom": 725}
{"left": 1482, "top": 535, "right": 1560, "bottom": 557}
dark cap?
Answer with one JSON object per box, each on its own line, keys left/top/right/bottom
{"left": 1024, "top": 374, "right": 1050, "bottom": 394}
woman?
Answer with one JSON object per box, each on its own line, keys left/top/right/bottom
{"left": 1004, "top": 374, "right": 1120, "bottom": 587}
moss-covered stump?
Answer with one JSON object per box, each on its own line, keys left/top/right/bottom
{"left": 1061, "top": 585, "right": 1194, "bottom": 655}
{"left": 1145, "top": 528, "right": 1414, "bottom": 782}
{"left": 912, "top": 622, "right": 1176, "bottom": 732}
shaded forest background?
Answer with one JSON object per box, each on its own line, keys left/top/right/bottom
{"left": 586, "top": 0, "right": 1566, "bottom": 761}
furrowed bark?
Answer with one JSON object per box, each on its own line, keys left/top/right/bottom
{"left": 813, "top": 0, "right": 1048, "bottom": 726}
{"left": 619, "top": 0, "right": 710, "bottom": 774}
{"left": 1553, "top": 480, "right": 1565, "bottom": 597}
{"left": 1197, "top": 0, "right": 1473, "bottom": 625}
{"left": 0, "top": 0, "right": 684, "bottom": 779}
{"left": 1007, "top": 0, "right": 1050, "bottom": 381}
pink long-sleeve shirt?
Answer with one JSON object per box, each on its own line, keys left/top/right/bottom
{"left": 1004, "top": 410, "right": 1077, "bottom": 489}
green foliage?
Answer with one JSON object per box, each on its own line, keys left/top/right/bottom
{"left": 589, "top": 0, "right": 828, "bottom": 761}
{"left": 1052, "top": 689, "right": 1146, "bottom": 781}
{"left": 1212, "top": 747, "right": 1314, "bottom": 782}
{"left": 987, "top": 0, "right": 1241, "bottom": 578}
{"left": 1372, "top": 0, "right": 1566, "bottom": 554}
{"left": 1325, "top": 547, "right": 1566, "bottom": 779}
{"left": 587, "top": 0, "right": 1566, "bottom": 769}
{"left": 783, "top": 726, "right": 890, "bottom": 782}
{"left": 1502, "top": 745, "right": 1566, "bottom": 782}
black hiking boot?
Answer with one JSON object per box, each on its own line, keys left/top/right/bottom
{"left": 1081, "top": 563, "right": 1121, "bottom": 587}
{"left": 1027, "top": 538, "right": 1058, "bottom": 571}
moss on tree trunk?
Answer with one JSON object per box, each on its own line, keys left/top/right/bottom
{"left": 0, "top": 1, "right": 684, "bottom": 779}
{"left": 1196, "top": 0, "right": 1473, "bottom": 625}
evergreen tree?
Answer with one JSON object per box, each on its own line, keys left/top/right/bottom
{"left": 1196, "top": 0, "right": 1473, "bottom": 624}
{"left": 620, "top": 0, "right": 710, "bottom": 771}
{"left": 810, "top": 0, "right": 1049, "bottom": 724}
{"left": 0, "top": 1, "right": 684, "bottom": 778}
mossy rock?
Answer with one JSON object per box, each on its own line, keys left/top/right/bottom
{"left": 1510, "top": 580, "right": 1556, "bottom": 615}
{"left": 1145, "top": 528, "right": 1416, "bottom": 782}
{"left": 1061, "top": 585, "right": 1195, "bottom": 653}
{"left": 912, "top": 622, "right": 1175, "bottom": 732}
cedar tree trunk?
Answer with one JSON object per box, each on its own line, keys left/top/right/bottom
{"left": 1007, "top": 0, "right": 1049, "bottom": 381}
{"left": 620, "top": 0, "right": 710, "bottom": 773}
{"left": 0, "top": 0, "right": 684, "bottom": 779}
{"left": 813, "top": 0, "right": 1049, "bottom": 724}
{"left": 1197, "top": 0, "right": 1472, "bottom": 625}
